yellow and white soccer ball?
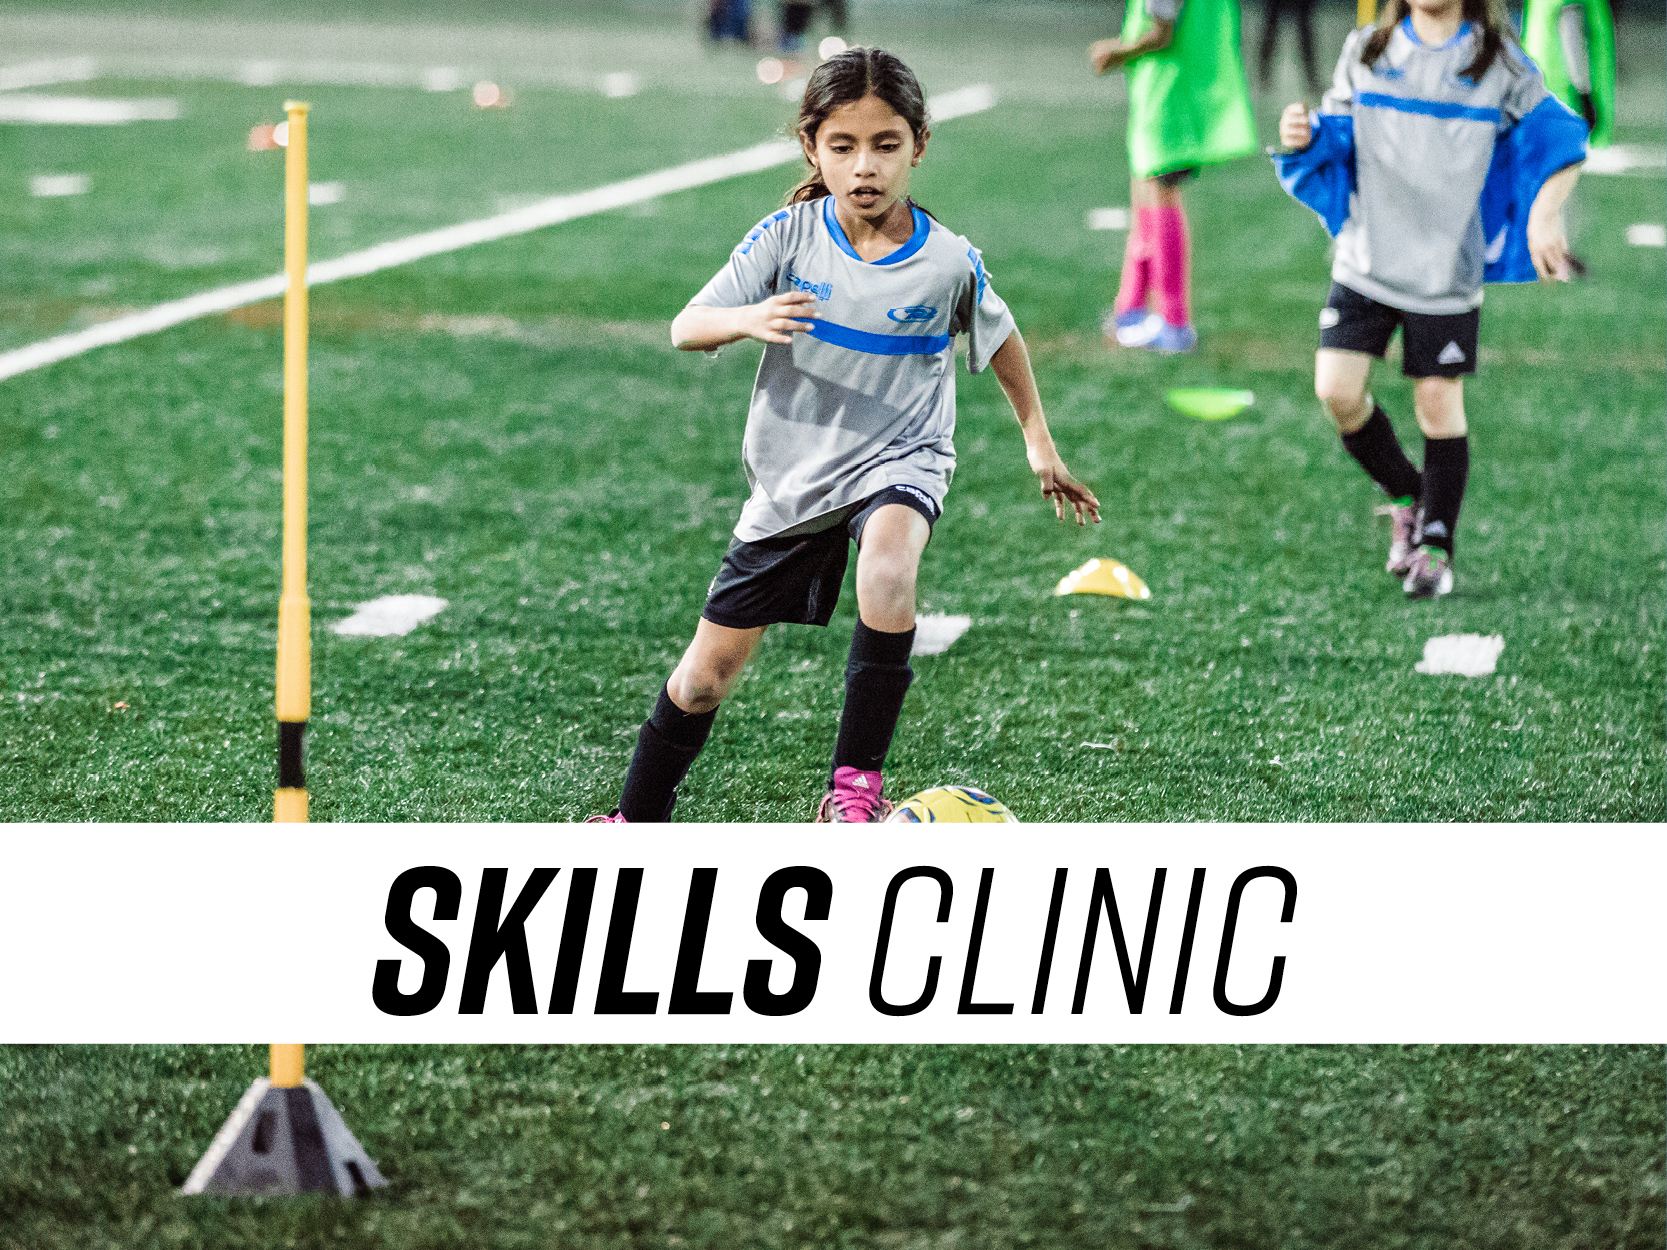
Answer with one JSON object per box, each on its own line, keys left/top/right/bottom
{"left": 886, "top": 785, "right": 1018, "bottom": 823}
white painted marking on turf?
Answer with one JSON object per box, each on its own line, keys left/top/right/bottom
{"left": 1626, "top": 223, "right": 1666, "bottom": 248}
{"left": 0, "top": 57, "right": 98, "bottom": 91}
{"left": 30, "top": 174, "right": 89, "bottom": 197}
{"left": 930, "top": 83, "right": 997, "bottom": 120}
{"left": 0, "top": 93, "right": 179, "bottom": 124}
{"left": 911, "top": 614, "right": 973, "bottom": 657}
{"left": 308, "top": 181, "right": 345, "bottom": 206}
{"left": 1582, "top": 145, "right": 1667, "bottom": 175}
{"left": 599, "top": 71, "right": 639, "bottom": 98}
{"left": 1414, "top": 634, "right": 1504, "bottom": 677}
{"left": 0, "top": 86, "right": 993, "bottom": 383}
{"left": 333, "top": 594, "right": 448, "bottom": 637}
{"left": 1086, "top": 207, "right": 1129, "bottom": 230}
{"left": 422, "top": 66, "right": 463, "bottom": 92}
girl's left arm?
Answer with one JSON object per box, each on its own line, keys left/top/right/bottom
{"left": 989, "top": 330, "right": 1102, "bottom": 526}
{"left": 1526, "top": 163, "right": 1583, "bottom": 282}
{"left": 1091, "top": 20, "right": 1174, "bottom": 74}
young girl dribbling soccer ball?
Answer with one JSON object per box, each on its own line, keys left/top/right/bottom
{"left": 588, "top": 48, "right": 1100, "bottom": 824}
{"left": 1275, "top": 0, "right": 1586, "bottom": 597}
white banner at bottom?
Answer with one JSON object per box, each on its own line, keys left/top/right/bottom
{"left": 3, "top": 823, "right": 1661, "bottom": 1042}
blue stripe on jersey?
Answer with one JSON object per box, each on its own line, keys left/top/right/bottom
{"left": 822, "top": 197, "right": 931, "bottom": 266}
{"left": 807, "top": 318, "right": 950, "bottom": 356}
{"left": 1357, "top": 92, "right": 1502, "bottom": 124}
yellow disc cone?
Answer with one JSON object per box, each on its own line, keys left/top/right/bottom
{"left": 1055, "top": 558, "right": 1151, "bottom": 600}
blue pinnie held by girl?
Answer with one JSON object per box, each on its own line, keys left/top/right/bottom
{"left": 1275, "top": 16, "right": 1588, "bottom": 287}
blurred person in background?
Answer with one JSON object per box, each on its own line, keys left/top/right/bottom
{"left": 1091, "top": 0, "right": 1258, "bottom": 352}
{"left": 708, "top": 0, "right": 754, "bottom": 46}
{"left": 779, "top": 0, "right": 850, "bottom": 54}
{"left": 1258, "top": 0, "right": 1323, "bottom": 94}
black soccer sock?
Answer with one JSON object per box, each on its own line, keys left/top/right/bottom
{"left": 1340, "top": 403, "right": 1422, "bottom": 504}
{"left": 831, "top": 619, "right": 915, "bottom": 782}
{"left": 617, "top": 685, "right": 717, "bottom": 823}
{"left": 1417, "top": 434, "right": 1469, "bottom": 557}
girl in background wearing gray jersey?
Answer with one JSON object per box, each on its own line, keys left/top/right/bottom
{"left": 588, "top": 50, "right": 1100, "bottom": 824}
{"left": 1277, "top": 0, "right": 1583, "bottom": 598}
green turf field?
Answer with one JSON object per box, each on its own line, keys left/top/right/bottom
{"left": 1, "top": 1043, "right": 1661, "bottom": 1249}
{"left": 1, "top": 2, "right": 1663, "bottom": 821}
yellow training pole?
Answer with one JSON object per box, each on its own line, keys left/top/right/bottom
{"left": 270, "top": 1044, "right": 305, "bottom": 1088}
{"left": 274, "top": 100, "right": 311, "bottom": 823}
{"left": 1357, "top": 0, "right": 1377, "bottom": 26}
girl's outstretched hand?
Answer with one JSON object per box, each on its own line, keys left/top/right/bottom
{"left": 742, "top": 291, "right": 819, "bottom": 344}
{"left": 1030, "top": 446, "right": 1102, "bottom": 526}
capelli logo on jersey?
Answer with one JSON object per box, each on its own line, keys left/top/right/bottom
{"left": 786, "top": 270, "right": 833, "bottom": 300}
{"left": 887, "top": 305, "right": 937, "bottom": 323}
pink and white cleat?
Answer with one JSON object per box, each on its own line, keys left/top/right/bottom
{"left": 814, "top": 766, "right": 895, "bottom": 823}
{"left": 584, "top": 811, "right": 627, "bottom": 824}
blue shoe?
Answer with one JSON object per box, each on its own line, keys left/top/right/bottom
{"left": 1143, "top": 321, "right": 1197, "bottom": 353}
{"left": 1113, "top": 311, "right": 1166, "bottom": 347}
{"left": 1102, "top": 308, "right": 1152, "bottom": 342}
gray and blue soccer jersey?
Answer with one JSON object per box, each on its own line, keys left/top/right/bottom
{"left": 687, "top": 196, "right": 1016, "bottom": 542}
{"left": 1321, "top": 21, "right": 1554, "bottom": 313}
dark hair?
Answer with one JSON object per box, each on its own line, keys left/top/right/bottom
{"left": 1359, "top": 0, "right": 1520, "bottom": 82}
{"left": 785, "top": 47, "right": 931, "bottom": 206}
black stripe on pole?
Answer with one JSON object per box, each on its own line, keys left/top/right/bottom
{"left": 283, "top": 1086, "right": 336, "bottom": 1193}
{"left": 279, "top": 721, "right": 306, "bottom": 789}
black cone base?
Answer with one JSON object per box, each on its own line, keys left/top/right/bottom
{"left": 180, "top": 1079, "right": 388, "bottom": 1197}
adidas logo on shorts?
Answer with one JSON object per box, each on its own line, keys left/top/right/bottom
{"left": 1437, "top": 341, "right": 1466, "bottom": 365}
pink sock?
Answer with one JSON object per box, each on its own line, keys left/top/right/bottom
{"left": 1114, "top": 213, "right": 1152, "bottom": 316}
{"left": 1150, "top": 204, "right": 1192, "bottom": 328}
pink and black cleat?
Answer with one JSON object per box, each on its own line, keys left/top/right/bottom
{"left": 583, "top": 811, "right": 627, "bottom": 824}
{"left": 815, "top": 766, "right": 895, "bottom": 823}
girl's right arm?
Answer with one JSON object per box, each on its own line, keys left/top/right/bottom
{"left": 671, "top": 292, "right": 819, "bottom": 351}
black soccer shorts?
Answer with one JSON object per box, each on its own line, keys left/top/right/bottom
{"left": 1319, "top": 281, "right": 1480, "bottom": 379}
{"left": 701, "top": 486, "right": 939, "bottom": 630}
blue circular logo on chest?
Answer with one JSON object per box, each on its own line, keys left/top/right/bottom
{"left": 887, "top": 305, "right": 938, "bottom": 323}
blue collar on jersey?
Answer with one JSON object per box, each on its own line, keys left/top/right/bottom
{"left": 1399, "top": 16, "right": 1474, "bottom": 48}
{"left": 822, "top": 195, "right": 930, "bottom": 266}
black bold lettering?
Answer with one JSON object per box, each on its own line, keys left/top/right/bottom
{"left": 595, "top": 868, "right": 658, "bottom": 1014}
{"left": 1213, "top": 866, "right": 1297, "bottom": 1017}
{"left": 547, "top": 867, "right": 597, "bottom": 1014}
{"left": 958, "top": 868, "right": 1013, "bottom": 1015}
{"left": 1072, "top": 867, "right": 1166, "bottom": 1015}
{"left": 669, "top": 868, "right": 732, "bottom": 1014}
{"left": 459, "top": 868, "right": 559, "bottom": 1014}
{"left": 372, "top": 866, "right": 461, "bottom": 1017}
{"left": 869, "top": 866, "right": 952, "bottom": 1017}
{"left": 743, "top": 866, "right": 832, "bottom": 1016}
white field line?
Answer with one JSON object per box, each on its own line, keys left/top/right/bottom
{"left": 1626, "top": 223, "right": 1666, "bottom": 248}
{"left": 0, "top": 57, "right": 98, "bottom": 91}
{"left": 0, "top": 87, "right": 994, "bottom": 383}
{"left": 0, "top": 93, "right": 179, "bottom": 123}
{"left": 1583, "top": 144, "right": 1667, "bottom": 176}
